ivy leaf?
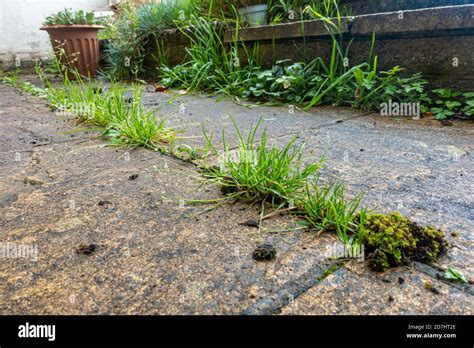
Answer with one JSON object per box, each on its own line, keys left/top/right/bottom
{"left": 444, "top": 268, "right": 468, "bottom": 283}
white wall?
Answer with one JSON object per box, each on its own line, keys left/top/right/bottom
{"left": 0, "top": 0, "right": 110, "bottom": 66}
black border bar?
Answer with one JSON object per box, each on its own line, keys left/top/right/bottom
{"left": 0, "top": 315, "right": 472, "bottom": 346}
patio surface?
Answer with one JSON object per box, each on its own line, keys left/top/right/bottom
{"left": 0, "top": 80, "right": 472, "bottom": 314}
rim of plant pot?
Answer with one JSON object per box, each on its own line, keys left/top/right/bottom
{"left": 40, "top": 24, "right": 105, "bottom": 30}
{"left": 237, "top": 4, "right": 268, "bottom": 15}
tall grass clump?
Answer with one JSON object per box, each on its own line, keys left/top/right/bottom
{"left": 161, "top": 14, "right": 260, "bottom": 96}
{"left": 199, "top": 117, "right": 324, "bottom": 205}
{"left": 36, "top": 59, "right": 176, "bottom": 151}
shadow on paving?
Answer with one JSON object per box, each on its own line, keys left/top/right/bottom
{"left": 0, "top": 83, "right": 472, "bottom": 314}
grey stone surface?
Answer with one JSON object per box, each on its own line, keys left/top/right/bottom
{"left": 350, "top": 5, "right": 474, "bottom": 35}
{"left": 281, "top": 260, "right": 473, "bottom": 315}
{"left": 223, "top": 18, "right": 351, "bottom": 42}
{"left": 225, "top": 5, "right": 474, "bottom": 41}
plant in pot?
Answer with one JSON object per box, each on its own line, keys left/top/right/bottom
{"left": 238, "top": 0, "right": 270, "bottom": 26}
{"left": 41, "top": 9, "right": 104, "bottom": 78}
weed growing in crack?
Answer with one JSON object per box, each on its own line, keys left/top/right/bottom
{"left": 199, "top": 116, "right": 324, "bottom": 206}
{"left": 297, "top": 176, "right": 366, "bottom": 247}
{"left": 1, "top": 69, "right": 47, "bottom": 99}
{"left": 35, "top": 61, "right": 176, "bottom": 152}
{"left": 103, "top": 86, "right": 177, "bottom": 149}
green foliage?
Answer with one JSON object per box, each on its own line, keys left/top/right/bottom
{"left": 35, "top": 60, "right": 176, "bottom": 151}
{"left": 102, "top": 0, "right": 200, "bottom": 80}
{"left": 269, "top": 0, "right": 346, "bottom": 24}
{"left": 444, "top": 268, "right": 468, "bottom": 283}
{"left": 1, "top": 70, "right": 48, "bottom": 98}
{"left": 197, "top": 0, "right": 240, "bottom": 19}
{"left": 43, "top": 8, "right": 101, "bottom": 25}
{"left": 241, "top": 60, "right": 313, "bottom": 102}
{"left": 172, "top": 4, "right": 429, "bottom": 111}
{"left": 239, "top": 54, "right": 430, "bottom": 112}
{"left": 145, "top": 0, "right": 430, "bottom": 116}
{"left": 298, "top": 176, "right": 366, "bottom": 247}
{"left": 353, "top": 68, "right": 431, "bottom": 112}
{"left": 242, "top": 58, "right": 333, "bottom": 104}
{"left": 199, "top": 116, "right": 323, "bottom": 205}
{"left": 362, "top": 212, "right": 448, "bottom": 272}
{"left": 161, "top": 15, "right": 260, "bottom": 95}
{"left": 430, "top": 88, "right": 473, "bottom": 120}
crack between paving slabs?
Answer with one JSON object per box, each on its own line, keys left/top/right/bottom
{"left": 241, "top": 261, "right": 348, "bottom": 315}
{"left": 413, "top": 261, "right": 474, "bottom": 295}
{"left": 267, "top": 111, "right": 374, "bottom": 142}
{"left": 200, "top": 111, "right": 374, "bottom": 158}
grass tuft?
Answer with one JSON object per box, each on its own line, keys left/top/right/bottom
{"left": 199, "top": 116, "right": 324, "bottom": 205}
{"left": 297, "top": 176, "right": 366, "bottom": 247}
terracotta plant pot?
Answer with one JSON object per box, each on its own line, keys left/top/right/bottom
{"left": 41, "top": 24, "right": 104, "bottom": 78}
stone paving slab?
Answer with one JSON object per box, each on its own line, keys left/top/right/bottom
{"left": 0, "top": 82, "right": 473, "bottom": 314}
{"left": 280, "top": 260, "right": 473, "bottom": 315}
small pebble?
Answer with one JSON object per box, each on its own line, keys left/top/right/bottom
{"left": 239, "top": 220, "right": 260, "bottom": 228}
{"left": 252, "top": 244, "right": 277, "bottom": 261}
{"left": 76, "top": 243, "right": 97, "bottom": 255}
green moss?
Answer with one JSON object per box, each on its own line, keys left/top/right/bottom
{"left": 367, "top": 249, "right": 390, "bottom": 272}
{"left": 318, "top": 263, "right": 344, "bottom": 280}
{"left": 412, "top": 225, "right": 448, "bottom": 263}
{"left": 363, "top": 212, "right": 416, "bottom": 270}
{"left": 362, "top": 212, "right": 448, "bottom": 272}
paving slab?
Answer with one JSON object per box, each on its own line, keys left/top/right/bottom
{"left": 280, "top": 260, "right": 473, "bottom": 315}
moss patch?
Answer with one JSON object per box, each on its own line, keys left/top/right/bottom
{"left": 362, "top": 212, "right": 448, "bottom": 272}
